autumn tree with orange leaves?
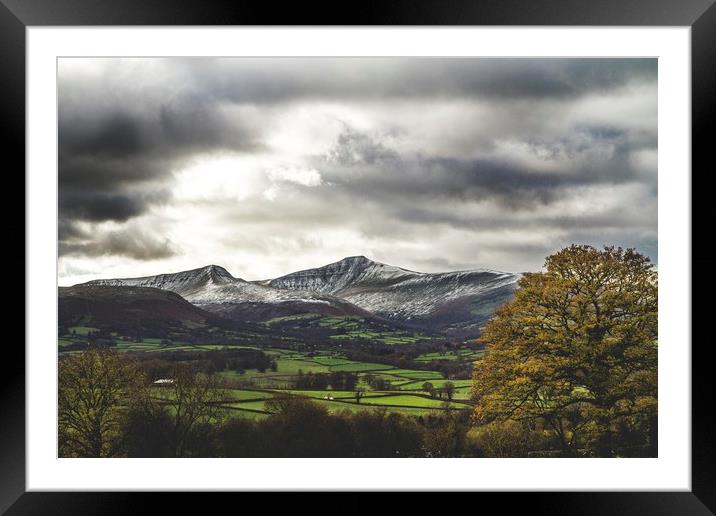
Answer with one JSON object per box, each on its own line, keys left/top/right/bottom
{"left": 472, "top": 245, "right": 658, "bottom": 457}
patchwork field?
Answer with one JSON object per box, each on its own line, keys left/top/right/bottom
{"left": 215, "top": 354, "right": 473, "bottom": 418}
{"left": 149, "top": 347, "right": 475, "bottom": 419}
{"left": 63, "top": 326, "right": 479, "bottom": 419}
{"left": 198, "top": 387, "right": 471, "bottom": 419}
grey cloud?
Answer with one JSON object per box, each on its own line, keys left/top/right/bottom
{"left": 326, "top": 125, "right": 399, "bottom": 165}
{"left": 59, "top": 191, "right": 169, "bottom": 223}
{"left": 157, "top": 101, "right": 261, "bottom": 152}
{"left": 173, "top": 58, "right": 656, "bottom": 104}
{"left": 185, "top": 109, "right": 657, "bottom": 268}
{"left": 60, "top": 112, "right": 154, "bottom": 159}
{"left": 407, "top": 256, "right": 476, "bottom": 273}
{"left": 316, "top": 125, "right": 643, "bottom": 210}
{"left": 60, "top": 228, "right": 178, "bottom": 261}
{"left": 219, "top": 233, "right": 323, "bottom": 256}
{"left": 58, "top": 219, "right": 88, "bottom": 241}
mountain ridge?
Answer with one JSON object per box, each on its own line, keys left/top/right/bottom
{"left": 83, "top": 262, "right": 376, "bottom": 322}
{"left": 81, "top": 256, "right": 520, "bottom": 335}
{"left": 267, "top": 256, "right": 520, "bottom": 328}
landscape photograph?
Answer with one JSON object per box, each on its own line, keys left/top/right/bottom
{"left": 57, "top": 57, "right": 658, "bottom": 459}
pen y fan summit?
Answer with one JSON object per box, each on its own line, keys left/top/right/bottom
{"left": 267, "top": 256, "right": 521, "bottom": 333}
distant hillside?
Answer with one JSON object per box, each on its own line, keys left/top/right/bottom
{"left": 58, "top": 284, "right": 223, "bottom": 336}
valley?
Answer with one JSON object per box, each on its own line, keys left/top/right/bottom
{"left": 59, "top": 256, "right": 508, "bottom": 422}
{"left": 57, "top": 248, "right": 658, "bottom": 459}
{"left": 59, "top": 322, "right": 481, "bottom": 418}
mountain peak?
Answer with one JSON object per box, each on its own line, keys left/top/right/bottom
{"left": 338, "top": 255, "right": 372, "bottom": 264}
{"left": 193, "top": 264, "right": 235, "bottom": 283}
{"left": 199, "top": 264, "right": 231, "bottom": 275}
{"left": 335, "top": 255, "right": 417, "bottom": 274}
{"left": 83, "top": 264, "right": 238, "bottom": 292}
{"left": 268, "top": 254, "right": 409, "bottom": 294}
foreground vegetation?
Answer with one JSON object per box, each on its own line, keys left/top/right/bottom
{"left": 59, "top": 349, "right": 477, "bottom": 458}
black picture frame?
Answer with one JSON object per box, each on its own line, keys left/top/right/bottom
{"left": 4, "top": 0, "right": 713, "bottom": 513}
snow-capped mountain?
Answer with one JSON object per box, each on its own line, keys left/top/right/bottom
{"left": 268, "top": 256, "right": 520, "bottom": 330}
{"left": 85, "top": 264, "right": 372, "bottom": 320}
{"left": 82, "top": 257, "right": 520, "bottom": 334}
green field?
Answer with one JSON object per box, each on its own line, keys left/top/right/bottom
{"left": 414, "top": 349, "right": 486, "bottom": 362}
{"left": 184, "top": 362, "right": 475, "bottom": 419}
{"left": 59, "top": 335, "right": 288, "bottom": 355}
{"left": 152, "top": 356, "right": 477, "bottom": 419}
{"left": 264, "top": 314, "right": 432, "bottom": 345}
{"left": 355, "top": 394, "right": 469, "bottom": 409}
{"left": 225, "top": 389, "right": 275, "bottom": 402}
{"left": 398, "top": 378, "right": 473, "bottom": 389}
{"left": 384, "top": 369, "right": 444, "bottom": 380}
{"left": 218, "top": 391, "right": 468, "bottom": 419}
{"left": 64, "top": 327, "right": 480, "bottom": 420}
{"left": 146, "top": 348, "right": 480, "bottom": 421}
{"left": 327, "top": 361, "right": 396, "bottom": 372}
{"left": 217, "top": 356, "right": 458, "bottom": 389}
{"left": 277, "top": 389, "right": 363, "bottom": 399}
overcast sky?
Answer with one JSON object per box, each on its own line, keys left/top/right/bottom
{"left": 58, "top": 58, "right": 657, "bottom": 285}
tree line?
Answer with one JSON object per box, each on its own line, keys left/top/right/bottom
{"left": 58, "top": 348, "right": 477, "bottom": 458}
{"left": 133, "top": 349, "right": 276, "bottom": 379}
{"left": 292, "top": 370, "right": 359, "bottom": 390}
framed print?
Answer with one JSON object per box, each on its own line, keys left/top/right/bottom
{"left": 4, "top": 0, "right": 714, "bottom": 512}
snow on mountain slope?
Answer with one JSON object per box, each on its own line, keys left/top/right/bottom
{"left": 83, "top": 257, "right": 520, "bottom": 333}
{"left": 267, "top": 256, "right": 415, "bottom": 293}
{"left": 84, "top": 264, "right": 370, "bottom": 317}
{"left": 268, "top": 256, "right": 521, "bottom": 322}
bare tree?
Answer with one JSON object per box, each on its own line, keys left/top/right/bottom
{"left": 165, "top": 364, "right": 227, "bottom": 457}
{"left": 58, "top": 349, "right": 146, "bottom": 457}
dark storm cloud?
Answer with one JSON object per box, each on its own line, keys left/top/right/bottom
{"left": 60, "top": 228, "right": 177, "bottom": 261}
{"left": 177, "top": 58, "right": 656, "bottom": 104}
{"left": 157, "top": 99, "right": 261, "bottom": 151}
{"left": 60, "top": 112, "right": 152, "bottom": 159}
{"left": 58, "top": 219, "right": 87, "bottom": 241}
{"left": 316, "top": 125, "right": 640, "bottom": 210}
{"left": 59, "top": 191, "right": 168, "bottom": 223}
{"left": 384, "top": 204, "right": 654, "bottom": 233}
{"left": 58, "top": 64, "right": 267, "bottom": 259}
{"left": 58, "top": 95, "right": 262, "bottom": 194}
